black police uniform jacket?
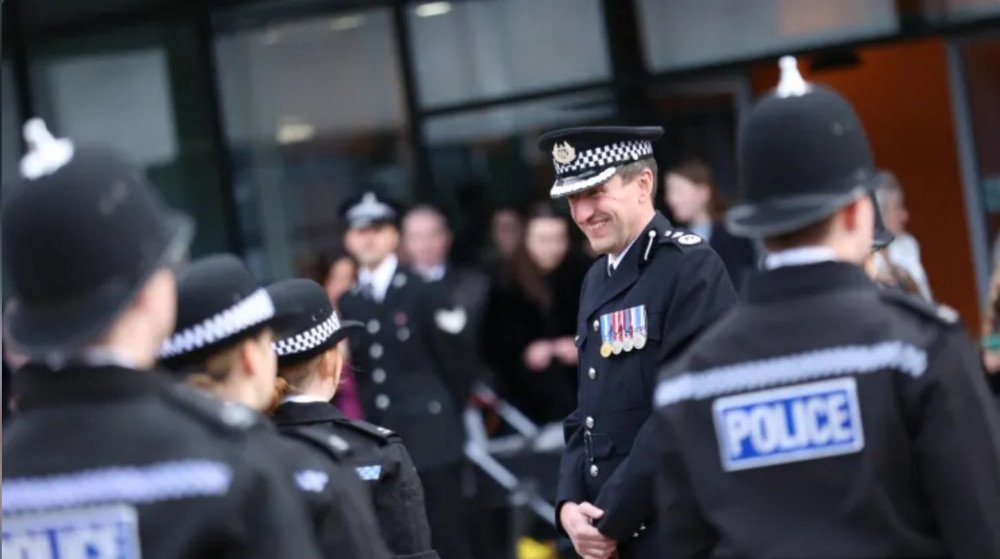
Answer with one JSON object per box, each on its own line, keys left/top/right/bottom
{"left": 2, "top": 365, "right": 326, "bottom": 559}
{"left": 258, "top": 413, "right": 393, "bottom": 559}
{"left": 558, "top": 212, "right": 738, "bottom": 555}
{"left": 273, "top": 401, "right": 439, "bottom": 559}
{"left": 652, "top": 261, "right": 1000, "bottom": 559}
{"left": 339, "top": 264, "right": 475, "bottom": 469}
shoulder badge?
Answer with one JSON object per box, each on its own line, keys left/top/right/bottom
{"left": 879, "top": 289, "right": 960, "bottom": 327}
{"left": 347, "top": 419, "right": 400, "bottom": 444}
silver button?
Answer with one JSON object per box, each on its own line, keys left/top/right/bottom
{"left": 397, "top": 327, "right": 410, "bottom": 341}
{"left": 370, "top": 343, "right": 383, "bottom": 359}
{"left": 367, "top": 319, "right": 380, "bottom": 334}
{"left": 585, "top": 416, "right": 595, "bottom": 429}
{"left": 590, "top": 464, "right": 599, "bottom": 477}
{"left": 375, "top": 394, "right": 390, "bottom": 410}
{"left": 593, "top": 320, "right": 599, "bottom": 332}
{"left": 428, "top": 400, "right": 442, "bottom": 414}
{"left": 588, "top": 367, "right": 597, "bottom": 380}
{"left": 372, "top": 369, "right": 387, "bottom": 384}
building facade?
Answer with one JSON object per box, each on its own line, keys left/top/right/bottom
{"left": 2, "top": 0, "right": 998, "bottom": 325}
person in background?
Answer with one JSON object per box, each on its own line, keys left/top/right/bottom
{"left": 402, "top": 205, "right": 490, "bottom": 346}
{"left": 158, "top": 254, "right": 391, "bottom": 559}
{"left": 483, "top": 206, "right": 525, "bottom": 270}
{"left": 338, "top": 190, "right": 477, "bottom": 559}
{"left": 318, "top": 250, "right": 364, "bottom": 420}
{"left": 979, "top": 265, "right": 1000, "bottom": 399}
{"left": 665, "top": 159, "right": 758, "bottom": 288}
{"left": 874, "top": 170, "right": 932, "bottom": 300}
{"left": 481, "top": 203, "right": 589, "bottom": 426}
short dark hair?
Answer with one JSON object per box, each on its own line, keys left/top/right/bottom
{"left": 616, "top": 158, "right": 659, "bottom": 198}
{"left": 763, "top": 216, "right": 836, "bottom": 252}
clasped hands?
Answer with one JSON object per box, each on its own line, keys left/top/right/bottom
{"left": 560, "top": 501, "right": 617, "bottom": 559}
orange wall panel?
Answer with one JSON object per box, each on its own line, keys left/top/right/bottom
{"left": 750, "top": 38, "right": 979, "bottom": 326}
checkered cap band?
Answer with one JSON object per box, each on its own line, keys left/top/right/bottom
{"left": 553, "top": 140, "right": 654, "bottom": 176}
{"left": 159, "top": 289, "right": 275, "bottom": 359}
{"left": 272, "top": 311, "right": 342, "bottom": 357}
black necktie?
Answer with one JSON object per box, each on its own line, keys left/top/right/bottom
{"left": 358, "top": 281, "right": 374, "bottom": 302}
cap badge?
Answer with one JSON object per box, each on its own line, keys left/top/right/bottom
{"left": 20, "top": 118, "right": 75, "bottom": 180}
{"left": 552, "top": 141, "right": 577, "bottom": 165}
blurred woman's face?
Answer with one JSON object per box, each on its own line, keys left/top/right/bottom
{"left": 525, "top": 216, "right": 569, "bottom": 273}
{"left": 324, "top": 257, "right": 357, "bottom": 303}
{"left": 665, "top": 173, "right": 712, "bottom": 224}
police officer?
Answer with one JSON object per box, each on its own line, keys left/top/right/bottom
{"left": 651, "top": 57, "right": 1000, "bottom": 558}
{"left": 539, "top": 125, "right": 738, "bottom": 559}
{"left": 1, "top": 120, "right": 324, "bottom": 558}
{"left": 267, "top": 278, "right": 440, "bottom": 559}
{"left": 337, "top": 191, "right": 476, "bottom": 559}
{"left": 157, "top": 254, "right": 392, "bottom": 559}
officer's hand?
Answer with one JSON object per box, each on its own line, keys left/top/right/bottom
{"left": 553, "top": 336, "right": 579, "bottom": 366}
{"left": 524, "top": 340, "right": 554, "bottom": 372}
{"left": 560, "top": 502, "right": 617, "bottom": 559}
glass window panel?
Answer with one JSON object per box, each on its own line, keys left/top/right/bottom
{"left": 214, "top": 8, "right": 411, "bottom": 281}
{"left": 32, "top": 49, "right": 178, "bottom": 168}
{"left": 28, "top": 26, "right": 235, "bottom": 257}
{"left": 638, "top": 0, "right": 899, "bottom": 72}
{"left": 424, "top": 90, "right": 616, "bottom": 263}
{"left": 2, "top": 61, "right": 21, "bottom": 187}
{"left": 959, "top": 38, "right": 1000, "bottom": 264}
{"left": 409, "top": 0, "right": 611, "bottom": 108}
{"left": 934, "top": 0, "right": 1000, "bottom": 22}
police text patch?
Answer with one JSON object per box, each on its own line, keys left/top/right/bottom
{"left": 2, "top": 503, "right": 141, "bottom": 559}
{"left": 712, "top": 377, "right": 864, "bottom": 472}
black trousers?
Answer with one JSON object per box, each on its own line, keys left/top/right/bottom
{"left": 419, "top": 462, "right": 474, "bottom": 559}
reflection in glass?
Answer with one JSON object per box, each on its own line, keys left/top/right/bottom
{"left": 409, "top": 0, "right": 610, "bottom": 108}
{"left": 424, "top": 90, "right": 615, "bottom": 263}
{"left": 214, "top": 9, "right": 412, "bottom": 281}
{"left": 959, "top": 38, "right": 1000, "bottom": 263}
{"left": 638, "top": 0, "right": 899, "bottom": 72}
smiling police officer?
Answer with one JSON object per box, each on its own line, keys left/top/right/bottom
{"left": 651, "top": 57, "right": 1000, "bottom": 559}
{"left": 539, "top": 126, "right": 738, "bottom": 559}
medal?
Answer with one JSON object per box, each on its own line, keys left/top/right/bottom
{"left": 633, "top": 305, "right": 648, "bottom": 350}
{"left": 611, "top": 311, "right": 623, "bottom": 355}
{"left": 622, "top": 308, "right": 634, "bottom": 352}
{"left": 599, "top": 314, "right": 613, "bottom": 359}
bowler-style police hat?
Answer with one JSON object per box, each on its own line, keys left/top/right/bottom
{"left": 266, "top": 279, "right": 363, "bottom": 366}
{"left": 2, "top": 119, "right": 193, "bottom": 356}
{"left": 727, "top": 57, "right": 885, "bottom": 239}
{"left": 158, "top": 254, "right": 276, "bottom": 371}
{"left": 538, "top": 126, "right": 664, "bottom": 199}
{"left": 338, "top": 191, "right": 401, "bottom": 230}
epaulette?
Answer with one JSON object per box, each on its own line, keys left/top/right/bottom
{"left": 344, "top": 419, "right": 401, "bottom": 445}
{"left": 161, "top": 383, "right": 261, "bottom": 436}
{"left": 879, "top": 288, "right": 961, "bottom": 327}
{"left": 640, "top": 228, "right": 705, "bottom": 264}
{"left": 284, "top": 425, "right": 354, "bottom": 462}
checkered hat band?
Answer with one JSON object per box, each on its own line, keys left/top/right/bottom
{"left": 159, "top": 289, "right": 275, "bottom": 359}
{"left": 554, "top": 140, "right": 654, "bottom": 175}
{"left": 272, "top": 311, "right": 342, "bottom": 357}
{"left": 346, "top": 200, "right": 394, "bottom": 223}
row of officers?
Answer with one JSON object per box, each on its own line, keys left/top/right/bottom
{"left": 2, "top": 121, "right": 477, "bottom": 557}
{"left": 4, "top": 53, "right": 1000, "bottom": 559}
